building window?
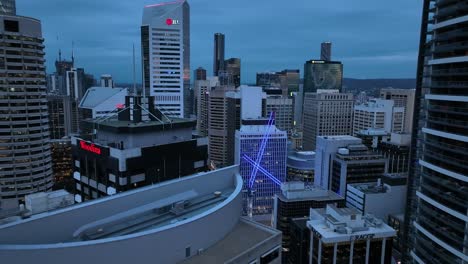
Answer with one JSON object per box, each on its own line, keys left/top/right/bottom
{"left": 260, "top": 247, "right": 280, "bottom": 264}
{"left": 185, "top": 246, "right": 191, "bottom": 258}
{"left": 4, "top": 20, "right": 19, "bottom": 32}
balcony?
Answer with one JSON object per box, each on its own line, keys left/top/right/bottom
{"left": 430, "top": 80, "right": 468, "bottom": 89}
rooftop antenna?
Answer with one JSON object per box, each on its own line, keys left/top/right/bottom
{"left": 58, "top": 49, "right": 62, "bottom": 62}
{"left": 71, "top": 41, "right": 75, "bottom": 66}
{"left": 133, "top": 44, "right": 136, "bottom": 95}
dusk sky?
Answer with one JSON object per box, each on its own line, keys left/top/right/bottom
{"left": 18, "top": 0, "right": 423, "bottom": 84}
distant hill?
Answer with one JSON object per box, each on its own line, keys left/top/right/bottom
{"left": 343, "top": 78, "right": 416, "bottom": 97}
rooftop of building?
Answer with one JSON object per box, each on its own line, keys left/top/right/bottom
{"left": 180, "top": 218, "right": 281, "bottom": 264}
{"left": 305, "top": 60, "right": 342, "bottom": 64}
{"left": 79, "top": 87, "right": 127, "bottom": 109}
{"left": 277, "top": 182, "right": 344, "bottom": 202}
{"left": 307, "top": 204, "right": 396, "bottom": 243}
{"left": 0, "top": 166, "right": 242, "bottom": 248}
{"left": 348, "top": 182, "right": 389, "bottom": 194}
{"left": 357, "top": 129, "right": 390, "bottom": 136}
{"left": 84, "top": 117, "right": 195, "bottom": 134}
{"left": 318, "top": 135, "right": 361, "bottom": 141}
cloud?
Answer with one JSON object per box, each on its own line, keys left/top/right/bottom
{"left": 17, "top": 0, "right": 422, "bottom": 83}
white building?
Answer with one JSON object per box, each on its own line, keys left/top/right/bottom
{"left": 79, "top": 87, "right": 129, "bottom": 119}
{"left": 307, "top": 204, "right": 396, "bottom": 264}
{"left": 346, "top": 174, "right": 407, "bottom": 223}
{"left": 353, "top": 99, "right": 405, "bottom": 136}
{"left": 379, "top": 88, "right": 415, "bottom": 133}
{"left": 303, "top": 91, "right": 354, "bottom": 151}
{"left": 141, "top": 0, "right": 190, "bottom": 118}
{"left": 314, "top": 135, "right": 362, "bottom": 191}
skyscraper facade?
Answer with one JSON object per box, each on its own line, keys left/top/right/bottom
{"left": 208, "top": 86, "right": 239, "bottom": 168}
{"left": 0, "top": 14, "right": 53, "bottom": 209}
{"left": 302, "top": 92, "right": 354, "bottom": 151}
{"left": 194, "top": 66, "right": 206, "bottom": 81}
{"left": 100, "top": 74, "right": 114, "bottom": 88}
{"left": 303, "top": 60, "right": 343, "bottom": 93}
{"left": 353, "top": 99, "right": 405, "bottom": 136}
{"left": 235, "top": 119, "right": 287, "bottom": 216}
{"left": 266, "top": 95, "right": 293, "bottom": 137}
{"left": 213, "top": 33, "right": 225, "bottom": 76}
{"left": 0, "top": 0, "right": 15, "bottom": 16}
{"left": 380, "top": 88, "right": 416, "bottom": 133}
{"left": 195, "top": 76, "right": 218, "bottom": 136}
{"left": 404, "top": 1, "right": 468, "bottom": 263}
{"left": 224, "top": 57, "right": 241, "bottom": 87}
{"left": 320, "top": 41, "right": 332, "bottom": 61}
{"left": 141, "top": 0, "right": 190, "bottom": 118}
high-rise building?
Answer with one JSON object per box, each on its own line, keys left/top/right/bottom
{"left": 50, "top": 138, "right": 73, "bottom": 191}
{"left": 72, "top": 95, "right": 208, "bottom": 202}
{"left": 379, "top": 88, "right": 416, "bottom": 133}
{"left": 353, "top": 99, "right": 405, "bottom": 136}
{"left": 235, "top": 118, "right": 287, "bottom": 216}
{"left": 141, "top": 0, "right": 190, "bottom": 118}
{"left": 195, "top": 77, "right": 218, "bottom": 136}
{"left": 100, "top": 74, "right": 114, "bottom": 88}
{"left": 320, "top": 42, "right": 332, "bottom": 61}
{"left": 284, "top": 69, "right": 300, "bottom": 94}
{"left": 314, "top": 135, "right": 362, "bottom": 191}
{"left": 213, "top": 33, "right": 225, "bottom": 76}
{"left": 266, "top": 95, "right": 293, "bottom": 137}
{"left": 224, "top": 57, "right": 241, "bottom": 87}
{"left": 273, "top": 182, "right": 344, "bottom": 262}
{"left": 404, "top": 1, "right": 468, "bottom": 263}
{"left": 208, "top": 85, "right": 239, "bottom": 168}
{"left": 303, "top": 60, "right": 343, "bottom": 93}
{"left": 194, "top": 66, "right": 206, "bottom": 81}
{"left": 47, "top": 95, "right": 73, "bottom": 140}
{"left": 330, "top": 143, "right": 388, "bottom": 196}
{"left": 307, "top": 204, "right": 396, "bottom": 264}
{"left": 0, "top": 13, "right": 53, "bottom": 209}
{"left": 0, "top": 0, "right": 15, "bottom": 15}
{"left": 302, "top": 91, "right": 354, "bottom": 151}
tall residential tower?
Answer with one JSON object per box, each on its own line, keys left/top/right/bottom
{"left": 404, "top": 1, "right": 468, "bottom": 263}
{"left": 0, "top": 11, "right": 53, "bottom": 209}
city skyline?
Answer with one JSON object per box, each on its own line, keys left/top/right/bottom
{"left": 18, "top": 0, "right": 422, "bottom": 84}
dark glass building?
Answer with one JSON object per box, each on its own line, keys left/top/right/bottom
{"left": 213, "top": 33, "right": 225, "bottom": 76}
{"left": 404, "top": 1, "right": 468, "bottom": 263}
{"left": 194, "top": 66, "right": 206, "bottom": 81}
{"left": 303, "top": 60, "right": 343, "bottom": 93}
{"left": 72, "top": 95, "right": 208, "bottom": 203}
{"left": 320, "top": 42, "right": 332, "bottom": 61}
{"left": 224, "top": 58, "right": 241, "bottom": 87}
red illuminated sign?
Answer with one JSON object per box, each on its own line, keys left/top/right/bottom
{"left": 166, "top": 18, "right": 180, "bottom": 25}
{"left": 116, "top": 103, "right": 125, "bottom": 109}
{"left": 80, "top": 141, "right": 102, "bottom": 155}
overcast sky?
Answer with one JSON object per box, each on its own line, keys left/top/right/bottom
{"left": 17, "top": 0, "right": 423, "bottom": 83}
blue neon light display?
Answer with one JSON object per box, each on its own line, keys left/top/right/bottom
{"left": 242, "top": 154, "right": 281, "bottom": 186}
{"left": 248, "top": 112, "right": 275, "bottom": 188}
